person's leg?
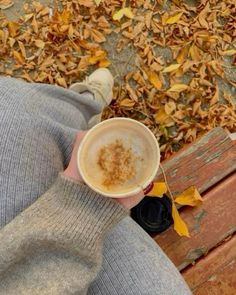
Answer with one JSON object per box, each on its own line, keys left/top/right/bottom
{"left": 0, "top": 76, "right": 191, "bottom": 294}
{"left": 88, "top": 217, "right": 191, "bottom": 295}
{"left": 0, "top": 76, "right": 101, "bottom": 226}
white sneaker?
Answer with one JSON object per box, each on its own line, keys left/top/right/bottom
{"left": 69, "top": 68, "right": 114, "bottom": 109}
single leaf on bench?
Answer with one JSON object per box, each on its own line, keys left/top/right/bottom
{"left": 172, "top": 203, "right": 190, "bottom": 237}
{"left": 175, "top": 186, "right": 203, "bottom": 207}
{"left": 147, "top": 182, "right": 167, "bottom": 197}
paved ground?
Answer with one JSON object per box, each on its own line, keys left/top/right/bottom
{"left": 2, "top": 0, "right": 236, "bottom": 100}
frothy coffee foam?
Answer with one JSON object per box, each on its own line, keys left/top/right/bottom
{"left": 78, "top": 119, "right": 159, "bottom": 196}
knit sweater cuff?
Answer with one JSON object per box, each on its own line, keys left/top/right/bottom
{"left": 36, "top": 173, "right": 128, "bottom": 252}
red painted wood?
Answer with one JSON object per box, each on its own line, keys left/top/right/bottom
{"left": 154, "top": 173, "right": 236, "bottom": 270}
{"left": 192, "top": 258, "right": 236, "bottom": 295}
{"left": 155, "top": 127, "right": 236, "bottom": 197}
{"left": 182, "top": 234, "right": 236, "bottom": 292}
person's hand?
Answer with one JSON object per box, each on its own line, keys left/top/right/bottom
{"left": 63, "top": 132, "right": 146, "bottom": 209}
{"left": 63, "top": 131, "right": 86, "bottom": 183}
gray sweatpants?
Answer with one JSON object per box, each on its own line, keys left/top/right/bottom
{"left": 0, "top": 77, "right": 191, "bottom": 295}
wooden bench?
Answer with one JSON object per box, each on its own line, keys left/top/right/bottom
{"left": 153, "top": 127, "right": 236, "bottom": 294}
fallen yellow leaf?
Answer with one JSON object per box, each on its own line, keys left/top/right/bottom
{"left": 8, "top": 21, "right": 18, "bottom": 37}
{"left": 165, "top": 12, "right": 183, "bottom": 24}
{"left": 98, "top": 58, "right": 111, "bottom": 67}
{"left": 163, "top": 64, "right": 181, "bottom": 73}
{"left": 175, "top": 186, "right": 203, "bottom": 207}
{"left": 172, "top": 203, "right": 190, "bottom": 237}
{"left": 88, "top": 50, "right": 106, "bottom": 64}
{"left": 13, "top": 50, "right": 24, "bottom": 64}
{"left": 176, "top": 46, "right": 189, "bottom": 64}
{"left": 154, "top": 107, "right": 169, "bottom": 124}
{"left": 113, "top": 7, "right": 134, "bottom": 21}
{"left": 168, "top": 84, "right": 188, "bottom": 92}
{"left": 189, "top": 44, "right": 202, "bottom": 61}
{"left": 148, "top": 71, "right": 162, "bottom": 89}
{"left": 147, "top": 182, "right": 167, "bottom": 197}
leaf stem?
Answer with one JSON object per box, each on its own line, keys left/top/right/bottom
{"left": 159, "top": 163, "right": 175, "bottom": 202}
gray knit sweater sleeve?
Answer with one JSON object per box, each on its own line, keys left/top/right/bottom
{"left": 0, "top": 173, "right": 128, "bottom": 295}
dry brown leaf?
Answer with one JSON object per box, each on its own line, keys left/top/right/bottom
{"left": 133, "top": 71, "right": 145, "bottom": 86}
{"left": 208, "top": 60, "right": 224, "bottom": 78}
{"left": 35, "top": 39, "right": 45, "bottom": 49}
{"left": 210, "top": 86, "right": 219, "bottom": 106}
{"left": 120, "top": 98, "right": 135, "bottom": 107}
{"left": 91, "top": 29, "right": 106, "bottom": 43}
{"left": 56, "top": 77, "right": 67, "bottom": 88}
{"left": 68, "top": 24, "right": 74, "bottom": 38}
{"left": 126, "top": 83, "right": 139, "bottom": 102}
{"left": 184, "top": 128, "right": 197, "bottom": 142}
{"left": 40, "top": 56, "right": 54, "bottom": 70}
{"left": 145, "top": 11, "right": 153, "bottom": 29}
{"left": 147, "top": 71, "right": 162, "bottom": 90}
{"left": 0, "top": 0, "right": 14, "bottom": 9}
{"left": 18, "top": 41, "right": 26, "bottom": 58}
{"left": 0, "top": 0, "right": 235, "bottom": 161}
{"left": 192, "top": 100, "right": 201, "bottom": 116}
{"left": 24, "top": 13, "right": 34, "bottom": 22}
{"left": 79, "top": 0, "right": 94, "bottom": 7}
{"left": 168, "top": 84, "right": 188, "bottom": 92}
{"left": 31, "top": 16, "right": 38, "bottom": 34}
{"left": 198, "top": 15, "right": 209, "bottom": 29}
{"left": 8, "top": 37, "right": 15, "bottom": 47}
{"left": 94, "top": 0, "right": 102, "bottom": 6}
{"left": 165, "top": 101, "right": 176, "bottom": 115}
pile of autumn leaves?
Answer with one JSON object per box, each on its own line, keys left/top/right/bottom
{"left": 0, "top": 0, "right": 235, "bottom": 160}
{"left": 0, "top": 0, "right": 235, "bottom": 236}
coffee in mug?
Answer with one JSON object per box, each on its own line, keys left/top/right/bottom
{"left": 77, "top": 118, "right": 160, "bottom": 198}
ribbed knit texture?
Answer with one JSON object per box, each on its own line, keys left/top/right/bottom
{"left": 0, "top": 77, "right": 192, "bottom": 295}
{"left": 0, "top": 174, "right": 127, "bottom": 294}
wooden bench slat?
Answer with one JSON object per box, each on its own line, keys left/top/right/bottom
{"left": 192, "top": 259, "right": 236, "bottom": 295}
{"left": 155, "top": 127, "right": 236, "bottom": 197}
{"left": 182, "top": 234, "right": 236, "bottom": 292}
{"left": 154, "top": 173, "right": 236, "bottom": 270}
